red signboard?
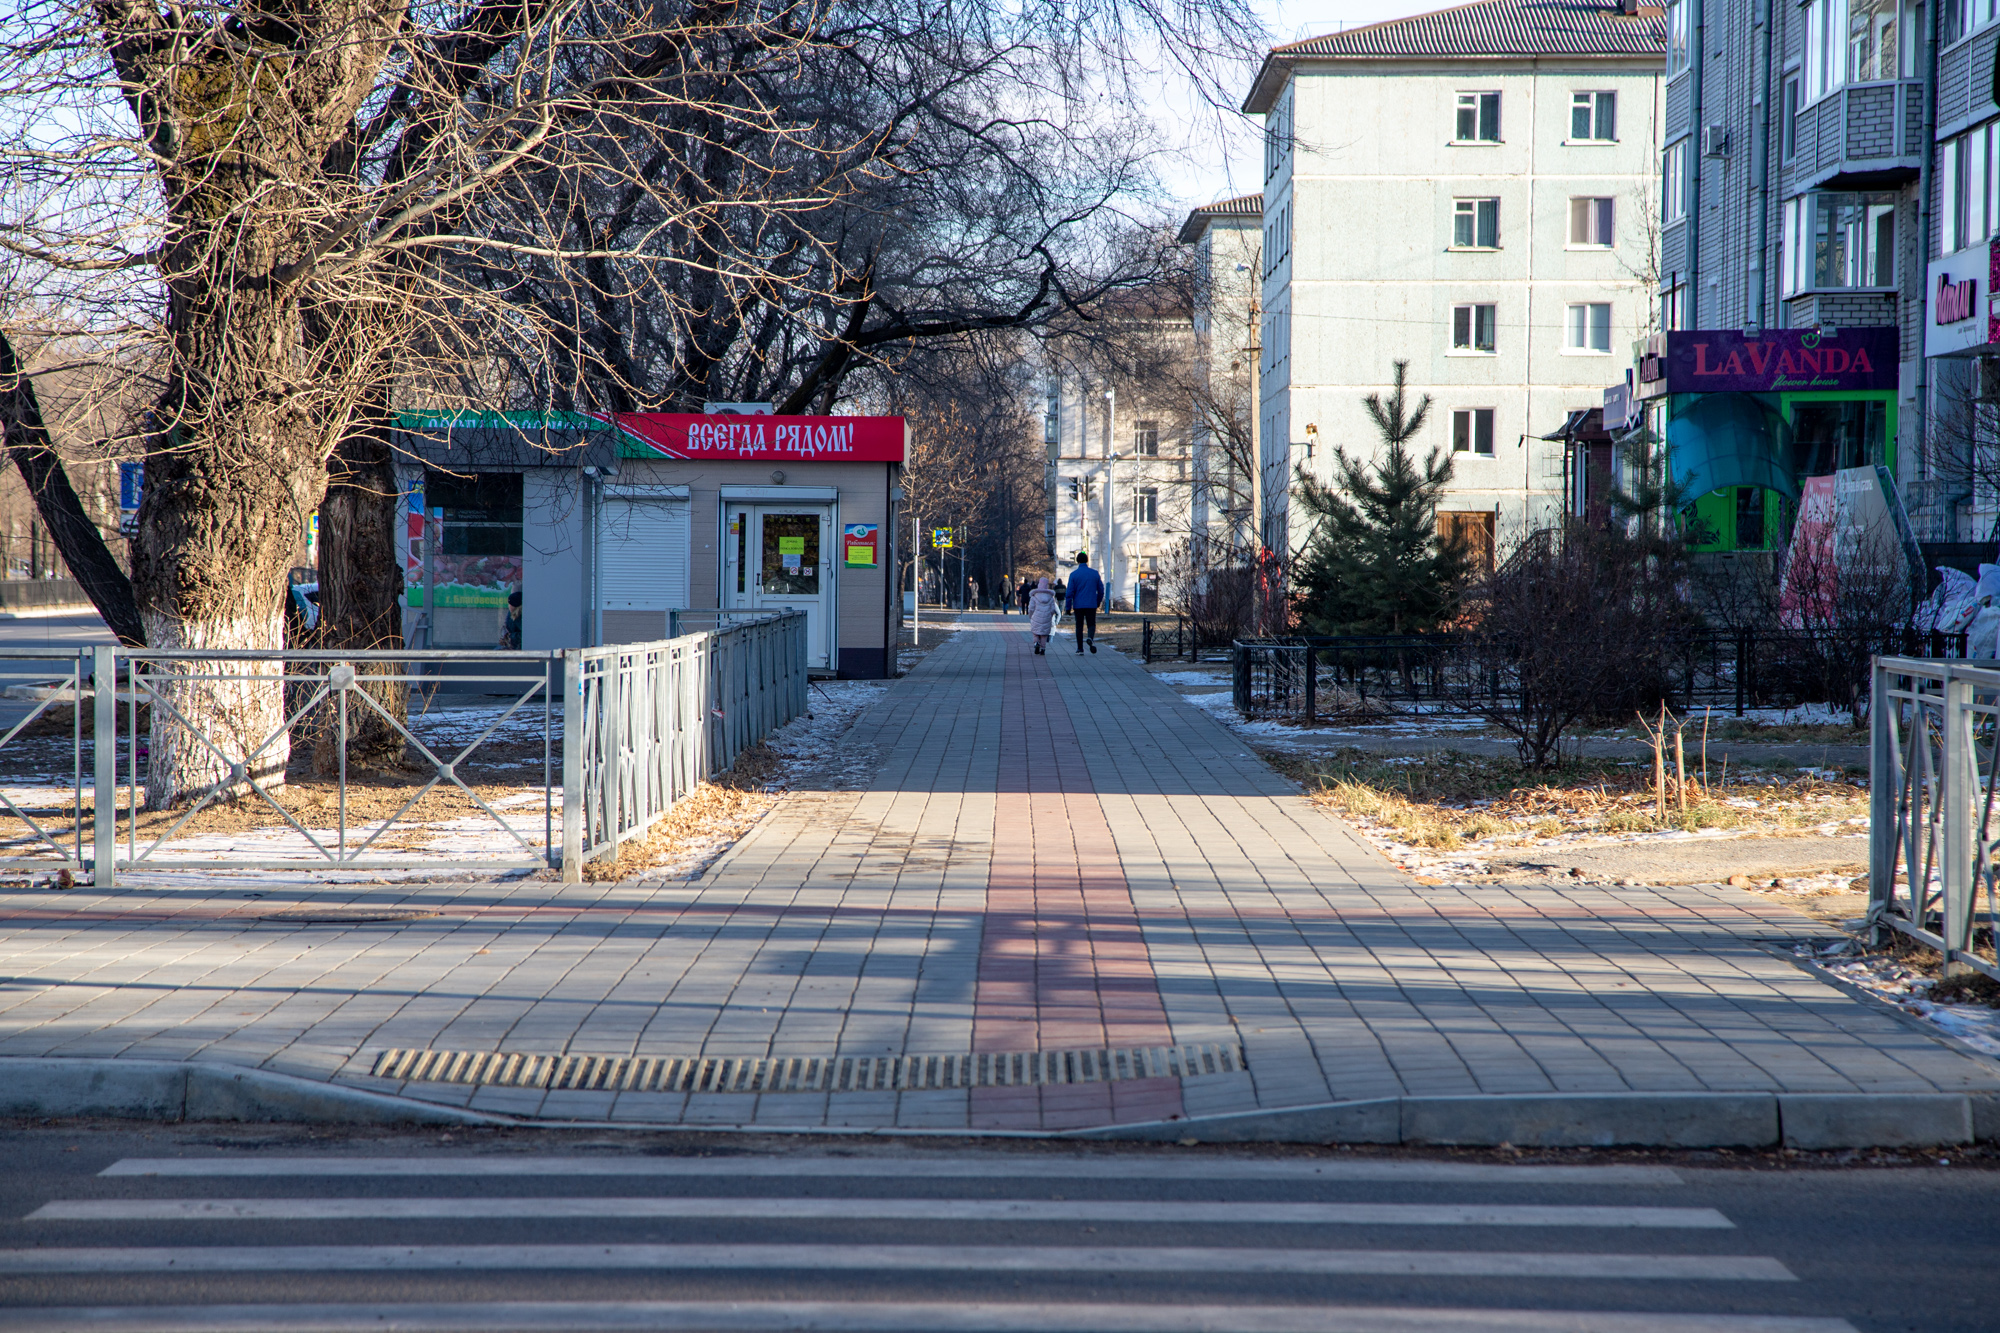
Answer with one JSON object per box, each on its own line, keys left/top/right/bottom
{"left": 613, "top": 413, "right": 906, "bottom": 463}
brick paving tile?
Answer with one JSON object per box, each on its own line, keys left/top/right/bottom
{"left": 1, "top": 613, "right": 1996, "bottom": 1131}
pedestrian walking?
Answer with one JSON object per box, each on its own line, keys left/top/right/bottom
{"left": 1017, "top": 578, "right": 1033, "bottom": 613}
{"left": 1064, "top": 551, "right": 1105, "bottom": 654}
{"left": 1026, "top": 576, "right": 1058, "bottom": 654}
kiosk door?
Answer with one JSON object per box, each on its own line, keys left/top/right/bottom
{"left": 723, "top": 503, "right": 833, "bottom": 670}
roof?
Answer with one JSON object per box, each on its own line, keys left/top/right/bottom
{"left": 1244, "top": 0, "right": 1664, "bottom": 111}
{"left": 1177, "top": 193, "right": 1264, "bottom": 244}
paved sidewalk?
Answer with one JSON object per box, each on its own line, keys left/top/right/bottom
{"left": 0, "top": 615, "right": 1995, "bottom": 1135}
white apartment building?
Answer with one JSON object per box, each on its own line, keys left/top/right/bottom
{"left": 1043, "top": 337, "right": 1191, "bottom": 613}
{"left": 1245, "top": 0, "right": 1664, "bottom": 563}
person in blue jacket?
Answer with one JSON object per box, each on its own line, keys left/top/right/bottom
{"left": 1064, "top": 551, "right": 1105, "bottom": 654}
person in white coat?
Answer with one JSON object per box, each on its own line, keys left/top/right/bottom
{"left": 1026, "top": 576, "right": 1058, "bottom": 655}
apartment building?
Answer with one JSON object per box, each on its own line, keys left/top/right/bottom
{"left": 1643, "top": 0, "right": 1929, "bottom": 552}
{"left": 1243, "top": 0, "right": 1664, "bottom": 563}
{"left": 1043, "top": 308, "right": 1196, "bottom": 611}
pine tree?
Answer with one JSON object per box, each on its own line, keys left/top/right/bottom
{"left": 1291, "top": 361, "right": 1470, "bottom": 635}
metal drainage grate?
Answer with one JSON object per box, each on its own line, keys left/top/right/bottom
{"left": 370, "top": 1043, "right": 1245, "bottom": 1094}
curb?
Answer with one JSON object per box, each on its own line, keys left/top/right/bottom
{"left": 2, "top": 1058, "right": 1994, "bottom": 1147}
{"left": 1075, "top": 1090, "right": 1999, "bottom": 1150}
{"left": 0, "top": 1059, "right": 510, "bottom": 1128}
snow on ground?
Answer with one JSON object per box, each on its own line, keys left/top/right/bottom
{"left": 1790, "top": 939, "right": 2000, "bottom": 1056}
{"left": 765, "top": 679, "right": 889, "bottom": 789}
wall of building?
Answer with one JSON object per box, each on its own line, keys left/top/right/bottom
{"left": 1262, "top": 54, "right": 1663, "bottom": 554}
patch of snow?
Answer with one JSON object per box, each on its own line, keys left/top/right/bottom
{"left": 1792, "top": 939, "right": 2000, "bottom": 1056}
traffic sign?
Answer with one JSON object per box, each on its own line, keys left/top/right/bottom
{"left": 932, "top": 527, "right": 953, "bottom": 548}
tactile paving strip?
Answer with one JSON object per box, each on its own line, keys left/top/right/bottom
{"left": 370, "top": 1043, "right": 1245, "bottom": 1093}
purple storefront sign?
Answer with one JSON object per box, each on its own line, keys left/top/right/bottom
{"left": 1664, "top": 328, "right": 1898, "bottom": 393}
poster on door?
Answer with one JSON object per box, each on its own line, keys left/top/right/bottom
{"left": 843, "top": 523, "right": 878, "bottom": 568}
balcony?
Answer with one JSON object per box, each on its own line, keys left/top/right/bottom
{"left": 1787, "top": 81, "right": 1925, "bottom": 191}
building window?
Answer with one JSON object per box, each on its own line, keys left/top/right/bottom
{"left": 1781, "top": 76, "right": 1801, "bottom": 162}
{"left": 1452, "top": 303, "right": 1498, "bottom": 353}
{"left": 1802, "top": 0, "right": 1913, "bottom": 97}
{"left": 1452, "top": 409, "right": 1496, "bottom": 455}
{"left": 1805, "top": 0, "right": 1843, "bottom": 99}
{"left": 1565, "top": 303, "right": 1613, "bottom": 352}
{"left": 1452, "top": 198, "right": 1500, "bottom": 248}
{"left": 1133, "top": 420, "right": 1159, "bottom": 457}
{"left": 1783, "top": 191, "right": 1897, "bottom": 292}
{"left": 1662, "top": 281, "right": 1687, "bottom": 330}
{"left": 1570, "top": 91, "right": 1617, "bottom": 141}
{"left": 1568, "top": 197, "right": 1615, "bottom": 247}
{"left": 1943, "top": 125, "right": 2000, "bottom": 252}
{"left": 1263, "top": 91, "right": 1292, "bottom": 183}
{"left": 1133, "top": 487, "right": 1158, "bottom": 526}
{"left": 1664, "top": 140, "right": 1688, "bottom": 222}
{"left": 1667, "top": 0, "right": 1689, "bottom": 75}
{"left": 1454, "top": 92, "right": 1501, "bottom": 142}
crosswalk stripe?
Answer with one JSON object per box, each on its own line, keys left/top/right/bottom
{"left": 0, "top": 1300, "right": 1861, "bottom": 1331}
{"left": 0, "top": 1244, "right": 1797, "bottom": 1279}
{"left": 27, "top": 1198, "right": 1735, "bottom": 1227}
{"left": 97, "top": 1157, "right": 1682, "bottom": 1185}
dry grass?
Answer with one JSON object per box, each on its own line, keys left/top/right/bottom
{"left": 1271, "top": 748, "right": 1870, "bottom": 850}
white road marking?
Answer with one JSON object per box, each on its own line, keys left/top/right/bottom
{"left": 97, "top": 1156, "right": 1681, "bottom": 1185}
{"left": 0, "top": 1243, "right": 1794, "bottom": 1279}
{"left": 0, "top": 1300, "right": 1861, "bottom": 1332}
{"left": 27, "top": 1197, "right": 1734, "bottom": 1227}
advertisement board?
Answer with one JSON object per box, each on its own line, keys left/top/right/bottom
{"left": 615, "top": 413, "right": 906, "bottom": 463}
{"left": 1926, "top": 240, "right": 1998, "bottom": 358}
{"left": 1664, "top": 328, "right": 1898, "bottom": 393}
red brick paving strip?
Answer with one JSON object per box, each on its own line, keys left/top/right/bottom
{"left": 971, "top": 628, "right": 1182, "bottom": 1130}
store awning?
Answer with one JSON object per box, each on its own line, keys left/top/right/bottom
{"left": 1666, "top": 394, "right": 1795, "bottom": 502}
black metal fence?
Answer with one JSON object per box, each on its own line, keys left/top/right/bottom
{"left": 1139, "top": 616, "right": 1222, "bottom": 664}
{"left": 1229, "top": 628, "right": 1970, "bottom": 722}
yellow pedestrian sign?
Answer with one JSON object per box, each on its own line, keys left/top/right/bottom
{"left": 932, "top": 527, "right": 953, "bottom": 548}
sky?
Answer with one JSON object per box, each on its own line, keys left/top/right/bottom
{"left": 1157, "top": 0, "right": 1437, "bottom": 213}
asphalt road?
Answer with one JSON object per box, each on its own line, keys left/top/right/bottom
{"left": 0, "top": 1125, "right": 1990, "bottom": 1331}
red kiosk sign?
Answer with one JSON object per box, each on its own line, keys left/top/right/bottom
{"left": 613, "top": 413, "right": 906, "bottom": 463}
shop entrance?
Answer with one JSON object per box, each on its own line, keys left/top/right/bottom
{"left": 722, "top": 503, "right": 834, "bottom": 671}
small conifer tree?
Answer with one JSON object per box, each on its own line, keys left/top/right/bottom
{"left": 1291, "top": 362, "right": 1471, "bottom": 635}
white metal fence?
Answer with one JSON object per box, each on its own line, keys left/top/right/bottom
{"left": 1870, "top": 656, "right": 2000, "bottom": 982}
{"left": 562, "top": 611, "right": 807, "bottom": 877}
{"left": 0, "top": 612, "right": 807, "bottom": 883}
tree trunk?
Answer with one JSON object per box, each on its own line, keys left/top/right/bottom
{"left": 132, "top": 294, "right": 327, "bottom": 808}
{"left": 0, "top": 330, "right": 146, "bottom": 647}
{"left": 314, "top": 410, "right": 408, "bottom": 773}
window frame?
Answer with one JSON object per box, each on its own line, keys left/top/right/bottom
{"left": 1453, "top": 91, "right": 1502, "bottom": 143}
{"left": 1663, "top": 139, "right": 1689, "bottom": 223}
{"left": 1667, "top": 0, "right": 1689, "bottom": 75}
{"left": 1784, "top": 190, "right": 1899, "bottom": 291}
{"left": 1563, "top": 302, "right": 1614, "bottom": 354}
{"left": 1451, "top": 409, "right": 1497, "bottom": 456}
{"left": 1451, "top": 197, "right": 1501, "bottom": 249}
{"left": 1133, "top": 420, "right": 1160, "bottom": 457}
{"left": 1567, "top": 197, "right": 1616, "bottom": 248}
{"left": 1568, "top": 91, "right": 1617, "bottom": 142}
{"left": 1133, "top": 486, "right": 1159, "bottom": 526}
{"left": 1450, "top": 302, "right": 1499, "bottom": 354}
{"left": 1780, "top": 75, "right": 1802, "bottom": 163}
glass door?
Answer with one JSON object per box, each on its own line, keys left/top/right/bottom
{"left": 723, "top": 504, "right": 832, "bottom": 670}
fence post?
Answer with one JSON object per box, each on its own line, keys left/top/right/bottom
{"left": 91, "top": 646, "right": 116, "bottom": 886}
{"left": 1868, "top": 658, "right": 1896, "bottom": 940}
{"left": 1941, "top": 670, "right": 1976, "bottom": 972}
{"left": 1734, "top": 630, "right": 1747, "bottom": 716}
{"left": 1303, "top": 646, "right": 1317, "bottom": 724}
{"left": 561, "top": 649, "right": 583, "bottom": 883}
